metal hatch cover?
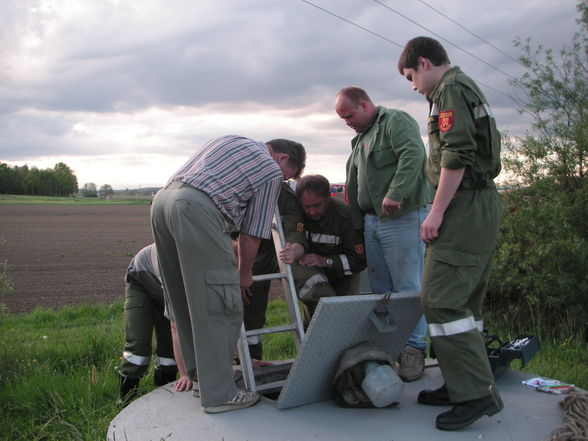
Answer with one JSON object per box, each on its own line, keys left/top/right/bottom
{"left": 276, "top": 292, "right": 422, "bottom": 409}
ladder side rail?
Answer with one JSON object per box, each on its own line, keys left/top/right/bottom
{"left": 237, "top": 323, "right": 257, "bottom": 392}
{"left": 272, "top": 205, "right": 305, "bottom": 346}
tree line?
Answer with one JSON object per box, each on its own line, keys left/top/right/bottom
{"left": 0, "top": 163, "right": 118, "bottom": 198}
{"left": 0, "top": 162, "right": 78, "bottom": 197}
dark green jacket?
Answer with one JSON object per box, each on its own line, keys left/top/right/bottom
{"left": 257, "top": 181, "right": 307, "bottom": 255}
{"left": 303, "top": 197, "right": 366, "bottom": 279}
{"left": 427, "top": 66, "right": 501, "bottom": 188}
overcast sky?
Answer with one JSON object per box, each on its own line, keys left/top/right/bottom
{"left": 0, "top": 0, "right": 580, "bottom": 189}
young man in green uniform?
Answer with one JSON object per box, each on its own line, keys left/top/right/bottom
{"left": 285, "top": 174, "right": 366, "bottom": 328}
{"left": 398, "top": 36, "right": 503, "bottom": 430}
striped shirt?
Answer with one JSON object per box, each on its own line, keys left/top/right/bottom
{"left": 169, "top": 135, "right": 282, "bottom": 239}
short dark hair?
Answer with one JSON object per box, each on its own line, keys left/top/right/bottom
{"left": 336, "top": 86, "right": 373, "bottom": 107}
{"left": 266, "top": 139, "right": 306, "bottom": 179}
{"left": 296, "top": 174, "right": 331, "bottom": 199}
{"left": 397, "top": 36, "right": 450, "bottom": 74}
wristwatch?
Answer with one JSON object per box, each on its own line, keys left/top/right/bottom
{"left": 325, "top": 258, "right": 333, "bottom": 267}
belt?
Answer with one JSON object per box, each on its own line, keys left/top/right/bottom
{"left": 364, "top": 209, "right": 377, "bottom": 215}
{"left": 458, "top": 178, "right": 495, "bottom": 191}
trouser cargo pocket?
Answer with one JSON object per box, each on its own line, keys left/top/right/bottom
{"left": 205, "top": 270, "right": 240, "bottom": 315}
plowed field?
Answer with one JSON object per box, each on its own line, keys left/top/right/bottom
{"left": 0, "top": 204, "right": 153, "bottom": 314}
{"left": 0, "top": 204, "right": 283, "bottom": 314}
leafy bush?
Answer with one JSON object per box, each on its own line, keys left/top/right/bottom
{"left": 485, "top": 178, "right": 588, "bottom": 338}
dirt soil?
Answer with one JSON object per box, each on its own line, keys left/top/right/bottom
{"left": 0, "top": 204, "right": 283, "bottom": 314}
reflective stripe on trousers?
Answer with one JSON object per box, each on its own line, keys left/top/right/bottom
{"left": 123, "top": 351, "right": 151, "bottom": 366}
{"left": 428, "top": 316, "right": 484, "bottom": 337}
{"left": 157, "top": 356, "right": 177, "bottom": 367}
{"left": 298, "top": 273, "right": 329, "bottom": 300}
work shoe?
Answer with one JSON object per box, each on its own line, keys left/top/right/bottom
{"left": 417, "top": 384, "right": 451, "bottom": 406}
{"left": 436, "top": 386, "right": 503, "bottom": 431}
{"left": 398, "top": 346, "right": 425, "bottom": 382}
{"left": 154, "top": 369, "right": 178, "bottom": 387}
{"left": 117, "top": 375, "right": 140, "bottom": 405}
{"left": 204, "top": 389, "right": 260, "bottom": 414}
{"left": 192, "top": 382, "right": 200, "bottom": 398}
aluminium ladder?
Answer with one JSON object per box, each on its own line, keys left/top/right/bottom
{"left": 236, "top": 205, "right": 305, "bottom": 393}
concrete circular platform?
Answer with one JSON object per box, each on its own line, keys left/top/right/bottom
{"left": 107, "top": 366, "right": 570, "bottom": 441}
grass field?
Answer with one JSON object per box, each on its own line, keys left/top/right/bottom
{"left": 0, "top": 300, "right": 586, "bottom": 441}
{"left": 0, "top": 194, "right": 152, "bottom": 205}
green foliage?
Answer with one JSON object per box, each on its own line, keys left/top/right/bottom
{"left": 80, "top": 182, "right": 98, "bottom": 197}
{"left": 0, "top": 301, "right": 125, "bottom": 440}
{"left": 489, "top": 1, "right": 588, "bottom": 338}
{"left": 505, "top": 1, "right": 587, "bottom": 189}
{"left": 261, "top": 299, "right": 297, "bottom": 360}
{"left": 0, "top": 162, "right": 79, "bottom": 197}
{"left": 99, "top": 184, "right": 114, "bottom": 199}
{"left": 486, "top": 179, "right": 588, "bottom": 337}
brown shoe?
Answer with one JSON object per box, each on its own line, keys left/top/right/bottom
{"left": 398, "top": 346, "right": 425, "bottom": 382}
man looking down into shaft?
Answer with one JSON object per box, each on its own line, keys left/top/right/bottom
{"left": 151, "top": 135, "right": 305, "bottom": 414}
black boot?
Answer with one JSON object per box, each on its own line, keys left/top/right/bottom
{"left": 154, "top": 369, "right": 178, "bottom": 387}
{"left": 118, "top": 375, "right": 140, "bottom": 403}
{"left": 436, "top": 386, "right": 503, "bottom": 431}
{"left": 418, "top": 384, "right": 451, "bottom": 406}
{"left": 248, "top": 342, "right": 263, "bottom": 361}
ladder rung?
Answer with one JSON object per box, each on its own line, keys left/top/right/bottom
{"left": 252, "top": 272, "right": 286, "bottom": 282}
{"left": 255, "top": 380, "right": 287, "bottom": 391}
{"left": 245, "top": 324, "right": 297, "bottom": 337}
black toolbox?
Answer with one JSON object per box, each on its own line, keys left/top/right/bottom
{"left": 485, "top": 334, "right": 540, "bottom": 379}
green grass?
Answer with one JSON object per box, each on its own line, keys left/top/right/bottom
{"left": 0, "top": 300, "right": 586, "bottom": 441}
{"left": 0, "top": 194, "right": 151, "bottom": 205}
{"left": 0, "top": 302, "right": 126, "bottom": 441}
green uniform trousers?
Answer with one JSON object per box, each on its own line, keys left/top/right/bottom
{"left": 293, "top": 263, "right": 361, "bottom": 328}
{"left": 118, "top": 281, "right": 177, "bottom": 379}
{"left": 151, "top": 182, "right": 243, "bottom": 407}
{"left": 422, "top": 187, "right": 502, "bottom": 403}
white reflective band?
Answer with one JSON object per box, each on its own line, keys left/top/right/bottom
{"left": 428, "top": 316, "right": 477, "bottom": 337}
{"left": 123, "top": 351, "right": 151, "bottom": 366}
{"left": 307, "top": 232, "right": 341, "bottom": 245}
{"left": 157, "top": 356, "right": 177, "bottom": 367}
{"left": 340, "top": 254, "right": 352, "bottom": 276}
{"left": 299, "top": 273, "right": 329, "bottom": 300}
{"left": 247, "top": 336, "right": 260, "bottom": 345}
{"left": 475, "top": 320, "right": 484, "bottom": 332}
{"left": 473, "top": 104, "right": 494, "bottom": 119}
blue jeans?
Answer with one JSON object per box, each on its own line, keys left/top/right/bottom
{"left": 364, "top": 206, "right": 430, "bottom": 351}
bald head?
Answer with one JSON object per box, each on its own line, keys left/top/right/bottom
{"left": 335, "top": 86, "right": 378, "bottom": 134}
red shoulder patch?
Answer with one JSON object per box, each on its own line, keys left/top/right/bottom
{"left": 439, "top": 110, "right": 454, "bottom": 132}
{"left": 355, "top": 244, "right": 364, "bottom": 254}
{"left": 296, "top": 222, "right": 304, "bottom": 232}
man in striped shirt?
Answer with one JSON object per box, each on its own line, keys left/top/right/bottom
{"left": 151, "top": 135, "right": 306, "bottom": 414}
